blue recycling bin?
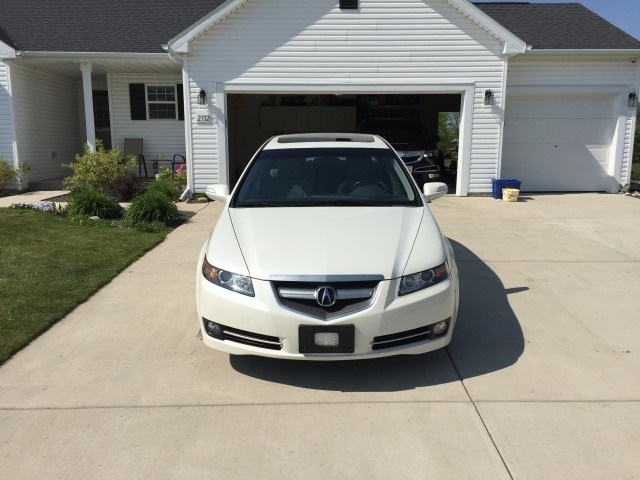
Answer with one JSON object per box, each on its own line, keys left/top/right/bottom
{"left": 492, "top": 179, "right": 521, "bottom": 199}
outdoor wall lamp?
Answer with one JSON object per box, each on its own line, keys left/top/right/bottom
{"left": 629, "top": 92, "right": 638, "bottom": 108}
{"left": 198, "top": 89, "right": 207, "bottom": 105}
{"left": 484, "top": 89, "right": 495, "bottom": 106}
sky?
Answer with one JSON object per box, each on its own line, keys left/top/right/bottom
{"left": 473, "top": 0, "right": 640, "bottom": 41}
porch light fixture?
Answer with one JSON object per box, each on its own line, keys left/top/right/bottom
{"left": 484, "top": 90, "right": 495, "bottom": 106}
{"left": 198, "top": 89, "right": 207, "bottom": 105}
{"left": 629, "top": 92, "right": 638, "bottom": 108}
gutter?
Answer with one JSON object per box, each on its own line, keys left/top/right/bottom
{"left": 13, "top": 51, "right": 171, "bottom": 60}
{"left": 521, "top": 49, "right": 640, "bottom": 60}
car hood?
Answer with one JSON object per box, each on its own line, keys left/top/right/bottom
{"left": 218, "top": 206, "right": 443, "bottom": 280}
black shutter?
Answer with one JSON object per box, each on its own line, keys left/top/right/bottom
{"left": 177, "top": 84, "right": 184, "bottom": 121}
{"left": 129, "top": 83, "right": 146, "bottom": 120}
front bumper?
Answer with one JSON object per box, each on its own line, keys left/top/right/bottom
{"left": 196, "top": 274, "right": 458, "bottom": 360}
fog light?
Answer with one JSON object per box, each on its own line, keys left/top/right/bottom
{"left": 432, "top": 320, "right": 449, "bottom": 337}
{"left": 204, "top": 320, "right": 224, "bottom": 340}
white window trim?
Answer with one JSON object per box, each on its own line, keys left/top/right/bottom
{"left": 146, "top": 84, "right": 178, "bottom": 120}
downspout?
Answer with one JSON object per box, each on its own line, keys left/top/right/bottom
{"left": 181, "top": 54, "right": 194, "bottom": 200}
{"left": 164, "top": 44, "right": 193, "bottom": 201}
{"left": 5, "top": 61, "right": 22, "bottom": 188}
{"left": 80, "top": 63, "right": 96, "bottom": 152}
{"left": 495, "top": 46, "right": 527, "bottom": 180}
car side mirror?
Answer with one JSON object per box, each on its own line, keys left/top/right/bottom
{"left": 423, "top": 182, "right": 448, "bottom": 202}
{"left": 205, "top": 184, "right": 231, "bottom": 203}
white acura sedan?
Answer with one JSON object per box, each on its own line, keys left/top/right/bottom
{"left": 196, "top": 133, "right": 458, "bottom": 360}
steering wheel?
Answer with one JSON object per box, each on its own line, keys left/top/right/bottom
{"left": 348, "top": 180, "right": 388, "bottom": 194}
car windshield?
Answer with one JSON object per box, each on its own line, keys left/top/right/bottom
{"left": 233, "top": 147, "right": 421, "bottom": 208}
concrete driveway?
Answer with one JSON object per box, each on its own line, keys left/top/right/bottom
{"left": 1, "top": 193, "right": 639, "bottom": 479}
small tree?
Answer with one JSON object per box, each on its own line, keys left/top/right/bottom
{"left": 0, "top": 158, "right": 18, "bottom": 194}
{"left": 63, "top": 140, "right": 137, "bottom": 193}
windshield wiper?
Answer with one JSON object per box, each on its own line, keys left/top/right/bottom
{"left": 235, "top": 202, "right": 284, "bottom": 208}
{"left": 293, "top": 200, "right": 396, "bottom": 207}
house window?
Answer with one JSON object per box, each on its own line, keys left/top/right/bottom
{"left": 129, "top": 83, "right": 184, "bottom": 121}
{"left": 147, "top": 85, "right": 177, "bottom": 119}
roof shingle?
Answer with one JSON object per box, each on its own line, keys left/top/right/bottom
{"left": 473, "top": 2, "right": 640, "bottom": 49}
{"left": 0, "top": 0, "right": 226, "bottom": 53}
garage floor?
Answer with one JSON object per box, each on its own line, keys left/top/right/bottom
{"left": 1, "top": 193, "right": 639, "bottom": 479}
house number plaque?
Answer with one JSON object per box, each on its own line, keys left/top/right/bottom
{"left": 195, "top": 110, "right": 213, "bottom": 123}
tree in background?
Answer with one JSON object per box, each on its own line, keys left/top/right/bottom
{"left": 438, "top": 112, "right": 460, "bottom": 160}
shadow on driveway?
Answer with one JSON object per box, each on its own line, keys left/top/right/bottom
{"left": 230, "top": 239, "right": 525, "bottom": 391}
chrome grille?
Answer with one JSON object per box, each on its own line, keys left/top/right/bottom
{"left": 204, "top": 320, "right": 283, "bottom": 351}
{"left": 272, "top": 278, "right": 380, "bottom": 320}
{"left": 371, "top": 319, "right": 449, "bottom": 350}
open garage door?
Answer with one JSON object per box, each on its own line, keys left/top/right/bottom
{"left": 226, "top": 93, "right": 461, "bottom": 189}
{"left": 501, "top": 94, "right": 616, "bottom": 192}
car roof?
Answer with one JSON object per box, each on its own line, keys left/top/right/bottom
{"left": 264, "top": 133, "right": 389, "bottom": 150}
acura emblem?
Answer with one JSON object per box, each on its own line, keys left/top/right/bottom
{"left": 315, "top": 286, "right": 337, "bottom": 307}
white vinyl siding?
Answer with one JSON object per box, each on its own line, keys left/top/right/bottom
{"left": 185, "top": 0, "right": 509, "bottom": 193}
{"left": 506, "top": 58, "right": 639, "bottom": 190}
{"left": 0, "top": 62, "right": 14, "bottom": 165}
{"left": 109, "top": 74, "right": 186, "bottom": 166}
{"left": 9, "top": 62, "right": 81, "bottom": 181}
{"left": 507, "top": 58, "right": 639, "bottom": 87}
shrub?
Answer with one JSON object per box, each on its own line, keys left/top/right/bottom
{"left": 155, "top": 167, "right": 187, "bottom": 197}
{"left": 145, "top": 177, "right": 180, "bottom": 201}
{"left": 106, "top": 171, "right": 146, "bottom": 202}
{"left": 67, "top": 190, "right": 123, "bottom": 220}
{"left": 63, "top": 140, "right": 137, "bottom": 194}
{"left": 126, "top": 190, "right": 179, "bottom": 226}
{"left": 0, "top": 158, "right": 17, "bottom": 193}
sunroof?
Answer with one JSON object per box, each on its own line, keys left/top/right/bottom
{"left": 277, "top": 133, "right": 375, "bottom": 143}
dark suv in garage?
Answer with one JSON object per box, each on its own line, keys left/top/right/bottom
{"left": 357, "top": 117, "right": 444, "bottom": 185}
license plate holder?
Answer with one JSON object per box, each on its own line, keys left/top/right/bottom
{"left": 299, "top": 325, "right": 355, "bottom": 354}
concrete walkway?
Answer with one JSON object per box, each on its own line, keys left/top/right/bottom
{"left": 1, "top": 192, "right": 639, "bottom": 479}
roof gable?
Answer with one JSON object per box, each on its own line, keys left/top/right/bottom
{"left": 168, "top": 0, "right": 527, "bottom": 55}
{"left": 473, "top": 2, "right": 640, "bottom": 50}
{"left": 0, "top": 39, "right": 15, "bottom": 59}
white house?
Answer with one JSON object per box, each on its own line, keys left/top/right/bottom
{"left": 1, "top": 0, "right": 639, "bottom": 195}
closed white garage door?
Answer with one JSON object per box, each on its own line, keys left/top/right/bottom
{"left": 501, "top": 94, "right": 615, "bottom": 191}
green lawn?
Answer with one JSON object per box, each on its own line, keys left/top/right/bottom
{"left": 0, "top": 208, "right": 168, "bottom": 364}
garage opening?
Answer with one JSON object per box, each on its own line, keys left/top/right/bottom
{"left": 227, "top": 93, "right": 461, "bottom": 192}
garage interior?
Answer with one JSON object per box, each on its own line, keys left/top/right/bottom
{"left": 227, "top": 93, "right": 461, "bottom": 191}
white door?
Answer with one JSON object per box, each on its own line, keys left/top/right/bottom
{"left": 501, "top": 94, "right": 615, "bottom": 191}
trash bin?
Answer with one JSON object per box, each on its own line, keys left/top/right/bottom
{"left": 492, "top": 179, "right": 521, "bottom": 199}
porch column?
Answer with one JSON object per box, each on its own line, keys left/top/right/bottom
{"left": 80, "top": 62, "right": 96, "bottom": 152}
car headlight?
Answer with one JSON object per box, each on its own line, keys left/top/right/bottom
{"left": 399, "top": 260, "right": 451, "bottom": 296}
{"left": 202, "top": 256, "right": 255, "bottom": 297}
